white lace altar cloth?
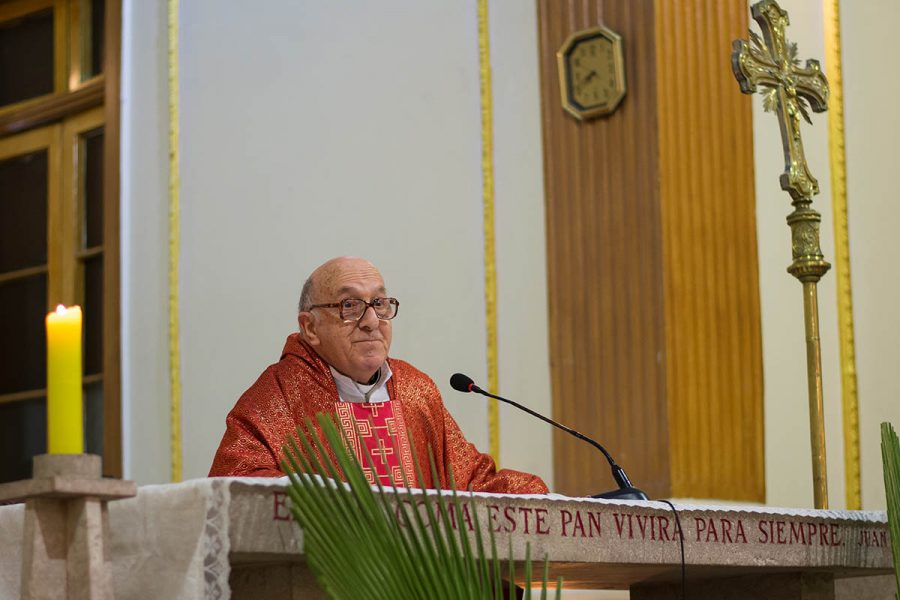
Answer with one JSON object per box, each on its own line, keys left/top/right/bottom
{"left": 0, "top": 477, "right": 291, "bottom": 600}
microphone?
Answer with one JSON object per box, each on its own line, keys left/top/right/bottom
{"left": 450, "top": 373, "right": 648, "bottom": 500}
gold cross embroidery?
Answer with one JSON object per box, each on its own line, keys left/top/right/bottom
{"left": 371, "top": 436, "right": 394, "bottom": 467}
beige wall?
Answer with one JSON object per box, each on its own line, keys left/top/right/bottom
{"left": 120, "top": 0, "right": 900, "bottom": 514}
{"left": 752, "top": 0, "right": 842, "bottom": 509}
{"left": 753, "top": 0, "right": 900, "bottom": 510}
{"left": 120, "top": 0, "right": 171, "bottom": 484}
{"left": 120, "top": 0, "right": 552, "bottom": 486}
{"left": 839, "top": 0, "right": 900, "bottom": 509}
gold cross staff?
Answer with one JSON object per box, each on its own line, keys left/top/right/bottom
{"left": 732, "top": 0, "right": 832, "bottom": 509}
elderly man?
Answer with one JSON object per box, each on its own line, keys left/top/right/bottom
{"left": 209, "top": 257, "right": 548, "bottom": 494}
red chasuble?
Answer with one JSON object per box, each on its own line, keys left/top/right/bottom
{"left": 209, "top": 333, "right": 548, "bottom": 495}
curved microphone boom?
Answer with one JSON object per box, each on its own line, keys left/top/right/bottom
{"left": 450, "top": 373, "right": 648, "bottom": 500}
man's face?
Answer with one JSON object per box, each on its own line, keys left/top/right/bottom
{"left": 299, "top": 258, "right": 393, "bottom": 383}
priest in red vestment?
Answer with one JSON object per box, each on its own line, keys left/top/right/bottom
{"left": 209, "top": 256, "right": 548, "bottom": 495}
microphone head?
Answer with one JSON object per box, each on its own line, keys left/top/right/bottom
{"left": 450, "top": 373, "right": 475, "bottom": 393}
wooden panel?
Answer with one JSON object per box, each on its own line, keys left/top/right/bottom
{"left": 101, "top": 0, "right": 121, "bottom": 477}
{"left": 655, "top": 0, "right": 763, "bottom": 501}
{"left": 538, "top": 0, "right": 669, "bottom": 498}
{"left": 538, "top": 0, "right": 763, "bottom": 500}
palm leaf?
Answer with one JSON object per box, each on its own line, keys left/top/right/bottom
{"left": 281, "top": 413, "right": 561, "bottom": 599}
{"left": 796, "top": 96, "right": 813, "bottom": 125}
{"left": 749, "top": 29, "right": 767, "bottom": 58}
{"left": 788, "top": 41, "right": 800, "bottom": 66}
{"left": 881, "top": 422, "right": 900, "bottom": 599}
{"left": 761, "top": 85, "right": 778, "bottom": 113}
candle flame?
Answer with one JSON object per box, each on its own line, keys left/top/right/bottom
{"left": 55, "top": 304, "right": 67, "bottom": 314}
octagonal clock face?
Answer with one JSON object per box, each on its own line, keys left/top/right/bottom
{"left": 557, "top": 25, "right": 626, "bottom": 120}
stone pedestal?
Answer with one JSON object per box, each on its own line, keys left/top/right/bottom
{"left": 0, "top": 454, "right": 136, "bottom": 600}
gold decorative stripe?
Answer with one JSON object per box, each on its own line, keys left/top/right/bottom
{"left": 823, "top": 0, "right": 860, "bottom": 509}
{"left": 477, "top": 0, "right": 500, "bottom": 463}
{"left": 167, "top": 0, "right": 183, "bottom": 483}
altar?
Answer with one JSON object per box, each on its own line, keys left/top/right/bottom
{"left": 0, "top": 477, "right": 893, "bottom": 599}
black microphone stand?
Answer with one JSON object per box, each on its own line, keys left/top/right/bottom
{"left": 456, "top": 377, "right": 648, "bottom": 500}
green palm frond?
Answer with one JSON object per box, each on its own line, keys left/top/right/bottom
{"left": 881, "top": 422, "right": 900, "bottom": 599}
{"left": 281, "top": 413, "right": 561, "bottom": 599}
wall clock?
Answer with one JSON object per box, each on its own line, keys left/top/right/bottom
{"left": 557, "top": 25, "right": 626, "bottom": 121}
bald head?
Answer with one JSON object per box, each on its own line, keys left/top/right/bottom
{"left": 298, "top": 256, "right": 382, "bottom": 313}
{"left": 297, "top": 257, "right": 393, "bottom": 382}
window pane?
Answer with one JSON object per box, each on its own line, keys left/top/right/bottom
{"left": 0, "top": 275, "right": 47, "bottom": 394}
{"left": 83, "top": 128, "right": 104, "bottom": 248}
{"left": 83, "top": 255, "right": 102, "bottom": 376}
{"left": 0, "top": 150, "right": 48, "bottom": 272}
{"left": 89, "top": 0, "right": 105, "bottom": 79}
{"left": 0, "top": 9, "right": 54, "bottom": 106}
{"left": 0, "top": 397, "right": 46, "bottom": 483}
{"left": 84, "top": 380, "right": 102, "bottom": 456}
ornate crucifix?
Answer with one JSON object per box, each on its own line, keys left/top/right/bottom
{"left": 732, "top": 0, "right": 832, "bottom": 509}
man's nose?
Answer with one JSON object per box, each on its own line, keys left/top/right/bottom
{"left": 357, "top": 305, "right": 379, "bottom": 330}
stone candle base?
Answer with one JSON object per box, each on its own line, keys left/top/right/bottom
{"left": 0, "top": 454, "right": 136, "bottom": 600}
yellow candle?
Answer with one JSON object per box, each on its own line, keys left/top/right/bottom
{"left": 46, "top": 305, "right": 84, "bottom": 454}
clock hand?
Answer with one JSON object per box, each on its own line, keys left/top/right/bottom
{"left": 574, "top": 70, "right": 598, "bottom": 94}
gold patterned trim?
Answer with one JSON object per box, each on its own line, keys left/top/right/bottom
{"left": 167, "top": 0, "right": 183, "bottom": 482}
{"left": 477, "top": 0, "right": 500, "bottom": 463}
{"left": 823, "top": 0, "right": 860, "bottom": 509}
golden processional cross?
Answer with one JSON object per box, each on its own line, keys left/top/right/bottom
{"left": 732, "top": 0, "right": 832, "bottom": 509}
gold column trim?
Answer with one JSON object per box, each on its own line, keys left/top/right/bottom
{"left": 167, "top": 0, "right": 183, "bottom": 482}
{"left": 823, "top": 0, "right": 861, "bottom": 510}
{"left": 477, "top": 0, "right": 500, "bottom": 463}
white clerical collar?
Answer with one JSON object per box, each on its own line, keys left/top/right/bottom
{"left": 329, "top": 363, "right": 392, "bottom": 404}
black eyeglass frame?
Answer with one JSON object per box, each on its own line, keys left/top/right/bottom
{"left": 307, "top": 297, "right": 400, "bottom": 323}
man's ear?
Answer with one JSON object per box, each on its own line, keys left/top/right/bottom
{"left": 298, "top": 312, "right": 320, "bottom": 346}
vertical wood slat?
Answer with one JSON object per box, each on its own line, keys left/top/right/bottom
{"left": 53, "top": 0, "right": 68, "bottom": 95}
{"left": 655, "top": 0, "right": 763, "bottom": 501}
{"left": 102, "top": 0, "right": 122, "bottom": 478}
{"left": 47, "top": 125, "right": 63, "bottom": 310}
{"left": 538, "top": 0, "right": 669, "bottom": 498}
{"left": 538, "top": 0, "right": 763, "bottom": 500}
{"left": 67, "top": 0, "right": 81, "bottom": 90}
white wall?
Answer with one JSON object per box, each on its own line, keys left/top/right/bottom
{"left": 752, "top": 0, "right": 842, "bottom": 509}
{"left": 121, "top": 0, "right": 899, "bottom": 512}
{"left": 120, "top": 0, "right": 171, "bottom": 482}
{"left": 121, "top": 0, "right": 552, "bottom": 486}
{"left": 490, "top": 0, "right": 553, "bottom": 484}
{"left": 840, "top": 0, "right": 900, "bottom": 509}
{"left": 753, "top": 0, "right": 900, "bottom": 510}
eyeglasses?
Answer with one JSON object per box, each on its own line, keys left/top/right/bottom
{"left": 308, "top": 297, "right": 400, "bottom": 322}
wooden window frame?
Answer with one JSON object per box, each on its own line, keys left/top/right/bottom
{"left": 0, "top": 126, "right": 60, "bottom": 405}
{"left": 0, "top": 0, "right": 121, "bottom": 477}
{"left": 0, "top": 0, "right": 68, "bottom": 116}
